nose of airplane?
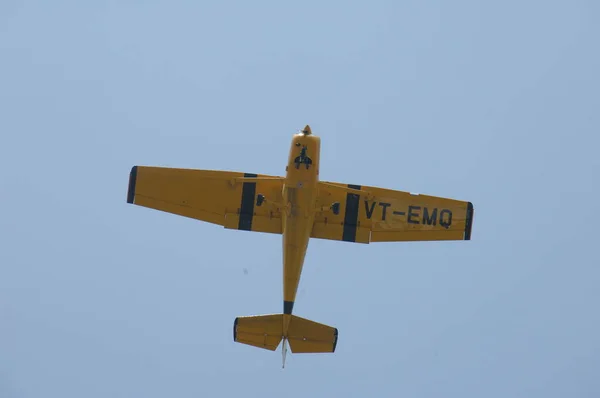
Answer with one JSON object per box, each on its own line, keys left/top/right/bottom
{"left": 302, "top": 125, "right": 312, "bottom": 135}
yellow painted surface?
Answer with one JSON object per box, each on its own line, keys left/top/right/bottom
{"left": 234, "top": 314, "right": 337, "bottom": 353}
{"left": 313, "top": 182, "right": 473, "bottom": 243}
{"left": 127, "top": 124, "right": 474, "bottom": 359}
{"left": 282, "top": 132, "right": 321, "bottom": 311}
{"left": 129, "top": 167, "right": 285, "bottom": 234}
{"left": 234, "top": 314, "right": 283, "bottom": 351}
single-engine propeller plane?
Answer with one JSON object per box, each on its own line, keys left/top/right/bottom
{"left": 126, "top": 125, "right": 474, "bottom": 367}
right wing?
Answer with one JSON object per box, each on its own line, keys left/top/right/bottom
{"left": 127, "top": 166, "right": 285, "bottom": 234}
{"left": 312, "top": 181, "right": 474, "bottom": 243}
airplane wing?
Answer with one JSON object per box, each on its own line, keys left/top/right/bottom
{"left": 127, "top": 166, "right": 285, "bottom": 234}
{"left": 312, "top": 181, "right": 474, "bottom": 243}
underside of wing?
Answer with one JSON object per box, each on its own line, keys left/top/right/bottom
{"left": 312, "top": 181, "right": 474, "bottom": 243}
{"left": 127, "top": 166, "right": 285, "bottom": 234}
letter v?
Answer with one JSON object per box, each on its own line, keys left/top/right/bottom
{"left": 364, "top": 200, "right": 376, "bottom": 219}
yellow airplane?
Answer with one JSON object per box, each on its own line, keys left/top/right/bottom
{"left": 126, "top": 125, "right": 474, "bottom": 367}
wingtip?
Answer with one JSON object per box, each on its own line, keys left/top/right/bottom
{"left": 464, "top": 202, "right": 474, "bottom": 240}
{"left": 127, "top": 166, "right": 138, "bottom": 204}
{"left": 332, "top": 328, "right": 339, "bottom": 353}
{"left": 233, "top": 317, "right": 239, "bottom": 341}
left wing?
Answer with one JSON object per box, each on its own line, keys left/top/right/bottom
{"left": 127, "top": 166, "right": 285, "bottom": 234}
{"left": 311, "top": 181, "right": 474, "bottom": 243}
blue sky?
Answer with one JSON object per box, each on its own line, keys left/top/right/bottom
{"left": 1, "top": 1, "right": 599, "bottom": 397}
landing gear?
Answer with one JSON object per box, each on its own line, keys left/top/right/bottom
{"left": 256, "top": 194, "right": 265, "bottom": 207}
{"left": 331, "top": 202, "right": 340, "bottom": 215}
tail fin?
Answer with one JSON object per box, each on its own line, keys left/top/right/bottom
{"left": 234, "top": 314, "right": 338, "bottom": 353}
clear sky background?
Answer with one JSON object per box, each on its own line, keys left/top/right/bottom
{"left": 1, "top": 1, "right": 599, "bottom": 397}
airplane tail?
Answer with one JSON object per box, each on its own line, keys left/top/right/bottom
{"left": 233, "top": 314, "right": 338, "bottom": 354}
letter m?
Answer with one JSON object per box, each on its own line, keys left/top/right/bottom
{"left": 422, "top": 207, "right": 438, "bottom": 226}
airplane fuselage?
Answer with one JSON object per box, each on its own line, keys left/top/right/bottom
{"left": 281, "top": 130, "right": 321, "bottom": 334}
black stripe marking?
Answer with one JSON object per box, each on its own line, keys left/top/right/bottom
{"left": 233, "top": 317, "right": 239, "bottom": 341}
{"left": 332, "top": 328, "right": 338, "bottom": 352}
{"left": 342, "top": 184, "right": 361, "bottom": 242}
{"left": 127, "top": 166, "right": 138, "bottom": 204}
{"left": 238, "top": 173, "right": 257, "bottom": 231}
{"left": 283, "top": 301, "right": 294, "bottom": 315}
{"left": 464, "top": 202, "right": 474, "bottom": 240}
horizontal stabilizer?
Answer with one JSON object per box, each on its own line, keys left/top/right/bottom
{"left": 233, "top": 314, "right": 337, "bottom": 353}
{"left": 287, "top": 315, "right": 338, "bottom": 353}
{"left": 234, "top": 314, "right": 283, "bottom": 351}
